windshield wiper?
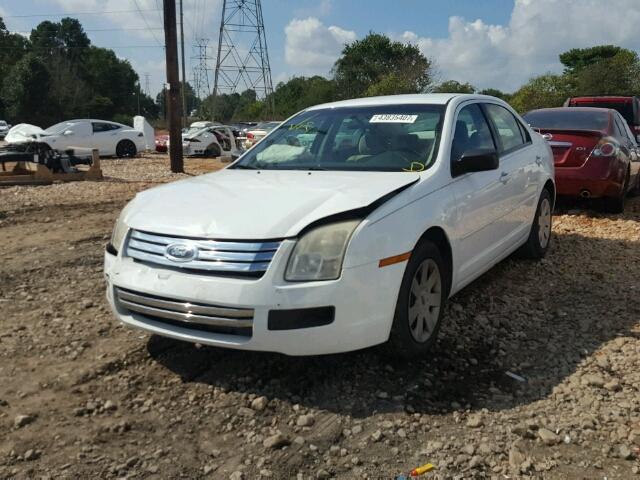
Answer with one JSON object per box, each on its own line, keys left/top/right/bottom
{"left": 232, "top": 164, "right": 260, "bottom": 170}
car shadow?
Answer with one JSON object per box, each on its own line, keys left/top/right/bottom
{"left": 148, "top": 230, "right": 639, "bottom": 418}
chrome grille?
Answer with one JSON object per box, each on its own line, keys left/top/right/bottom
{"left": 115, "top": 287, "right": 253, "bottom": 336}
{"left": 125, "top": 229, "right": 280, "bottom": 275}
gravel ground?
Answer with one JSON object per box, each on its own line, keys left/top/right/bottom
{"left": 1, "top": 154, "right": 639, "bottom": 479}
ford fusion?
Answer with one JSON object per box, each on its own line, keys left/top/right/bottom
{"left": 105, "top": 94, "right": 555, "bottom": 357}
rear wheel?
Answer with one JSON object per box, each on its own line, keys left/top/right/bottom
{"left": 385, "top": 241, "right": 449, "bottom": 358}
{"left": 204, "top": 143, "right": 222, "bottom": 158}
{"left": 116, "top": 139, "right": 137, "bottom": 158}
{"left": 603, "top": 169, "right": 629, "bottom": 213}
{"left": 518, "top": 188, "right": 552, "bottom": 259}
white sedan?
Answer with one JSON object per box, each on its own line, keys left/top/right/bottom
{"left": 105, "top": 94, "right": 554, "bottom": 357}
{"left": 5, "top": 119, "right": 146, "bottom": 157}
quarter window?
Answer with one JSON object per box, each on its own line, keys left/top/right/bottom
{"left": 484, "top": 104, "right": 526, "bottom": 152}
{"left": 451, "top": 104, "right": 495, "bottom": 162}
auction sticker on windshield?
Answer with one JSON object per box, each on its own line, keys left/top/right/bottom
{"left": 370, "top": 114, "right": 418, "bottom": 123}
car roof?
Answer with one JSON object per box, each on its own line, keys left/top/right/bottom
{"left": 306, "top": 93, "right": 493, "bottom": 111}
{"left": 569, "top": 96, "right": 636, "bottom": 103}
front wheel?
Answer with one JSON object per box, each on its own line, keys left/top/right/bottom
{"left": 116, "top": 139, "right": 137, "bottom": 158}
{"left": 518, "top": 188, "right": 552, "bottom": 259}
{"left": 384, "top": 240, "right": 449, "bottom": 358}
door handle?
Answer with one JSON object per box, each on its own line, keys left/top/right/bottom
{"left": 499, "top": 171, "right": 510, "bottom": 184}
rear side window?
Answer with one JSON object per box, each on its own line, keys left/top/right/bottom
{"left": 484, "top": 104, "right": 525, "bottom": 153}
{"left": 92, "top": 122, "right": 112, "bottom": 133}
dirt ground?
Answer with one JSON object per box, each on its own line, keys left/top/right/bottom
{"left": 0, "top": 153, "right": 639, "bottom": 480}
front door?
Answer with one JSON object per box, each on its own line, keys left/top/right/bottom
{"left": 450, "top": 102, "right": 512, "bottom": 284}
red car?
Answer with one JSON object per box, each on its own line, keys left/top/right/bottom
{"left": 155, "top": 134, "right": 169, "bottom": 153}
{"left": 524, "top": 107, "right": 640, "bottom": 212}
{"left": 564, "top": 96, "right": 640, "bottom": 138}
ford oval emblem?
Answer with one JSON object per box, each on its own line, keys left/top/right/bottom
{"left": 165, "top": 243, "right": 197, "bottom": 262}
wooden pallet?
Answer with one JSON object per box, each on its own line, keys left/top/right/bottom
{"left": 0, "top": 149, "right": 103, "bottom": 186}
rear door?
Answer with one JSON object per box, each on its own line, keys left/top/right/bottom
{"left": 483, "top": 103, "right": 537, "bottom": 236}
{"left": 91, "top": 122, "right": 121, "bottom": 155}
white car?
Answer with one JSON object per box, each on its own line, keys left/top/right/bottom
{"left": 5, "top": 119, "right": 145, "bottom": 157}
{"left": 245, "top": 121, "right": 281, "bottom": 148}
{"left": 105, "top": 94, "right": 554, "bottom": 357}
{"left": 0, "top": 120, "right": 10, "bottom": 139}
{"left": 181, "top": 124, "right": 244, "bottom": 158}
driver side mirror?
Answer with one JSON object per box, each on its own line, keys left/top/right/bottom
{"left": 452, "top": 149, "right": 499, "bottom": 177}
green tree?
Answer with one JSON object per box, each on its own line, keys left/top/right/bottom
{"left": 560, "top": 45, "right": 626, "bottom": 74}
{"left": 479, "top": 88, "right": 511, "bottom": 101}
{"left": 267, "top": 76, "right": 336, "bottom": 118}
{"left": 433, "top": 80, "right": 476, "bottom": 94}
{"left": 1, "top": 54, "right": 52, "bottom": 124}
{"left": 572, "top": 49, "right": 640, "bottom": 96}
{"left": 509, "top": 74, "right": 574, "bottom": 113}
{"left": 333, "top": 33, "right": 433, "bottom": 99}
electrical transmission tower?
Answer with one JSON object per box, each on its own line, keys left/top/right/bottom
{"left": 213, "top": 0, "right": 274, "bottom": 117}
{"left": 191, "top": 38, "right": 212, "bottom": 100}
{"left": 143, "top": 73, "right": 151, "bottom": 96}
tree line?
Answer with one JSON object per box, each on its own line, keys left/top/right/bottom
{"left": 1, "top": 17, "right": 639, "bottom": 127}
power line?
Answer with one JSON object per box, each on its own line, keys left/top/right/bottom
{"left": 131, "top": 0, "right": 164, "bottom": 47}
{"left": 0, "top": 45, "right": 165, "bottom": 50}
{"left": 8, "top": 27, "right": 165, "bottom": 34}
{"left": 3, "top": 9, "right": 162, "bottom": 18}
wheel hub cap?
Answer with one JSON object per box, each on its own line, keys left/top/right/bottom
{"left": 538, "top": 198, "right": 551, "bottom": 248}
{"left": 408, "top": 259, "right": 442, "bottom": 343}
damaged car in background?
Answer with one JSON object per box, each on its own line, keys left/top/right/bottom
{"left": 105, "top": 94, "right": 554, "bottom": 357}
{"left": 179, "top": 123, "right": 244, "bottom": 159}
{"left": 5, "top": 119, "right": 146, "bottom": 157}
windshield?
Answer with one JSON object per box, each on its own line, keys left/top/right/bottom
{"left": 524, "top": 110, "right": 610, "bottom": 131}
{"left": 571, "top": 101, "right": 634, "bottom": 125}
{"left": 45, "top": 121, "right": 78, "bottom": 134}
{"left": 232, "top": 105, "right": 445, "bottom": 172}
{"left": 0, "top": 121, "right": 7, "bottom": 127}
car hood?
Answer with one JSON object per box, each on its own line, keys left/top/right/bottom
{"left": 124, "top": 169, "right": 419, "bottom": 239}
{"left": 5, "top": 123, "right": 46, "bottom": 143}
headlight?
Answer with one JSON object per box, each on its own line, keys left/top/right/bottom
{"left": 285, "top": 219, "right": 360, "bottom": 281}
{"left": 109, "top": 212, "right": 129, "bottom": 253}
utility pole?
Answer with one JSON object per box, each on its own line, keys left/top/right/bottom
{"left": 179, "top": 0, "right": 187, "bottom": 126}
{"left": 163, "top": 0, "right": 183, "bottom": 173}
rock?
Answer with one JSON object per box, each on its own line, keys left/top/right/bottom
{"left": 469, "top": 455, "right": 484, "bottom": 468}
{"left": 509, "top": 445, "right": 526, "bottom": 470}
{"left": 538, "top": 428, "right": 560, "bottom": 446}
{"left": 237, "top": 407, "right": 256, "bottom": 417}
{"left": 296, "top": 414, "right": 315, "bottom": 427}
{"left": 371, "top": 430, "right": 383, "bottom": 442}
{"left": 315, "top": 469, "right": 330, "bottom": 479}
{"left": 24, "top": 449, "right": 40, "bottom": 461}
{"left": 461, "top": 444, "right": 475, "bottom": 455}
{"left": 203, "top": 465, "right": 216, "bottom": 475}
{"left": 466, "top": 414, "right": 483, "bottom": 428}
{"left": 581, "top": 374, "right": 605, "bottom": 388}
{"left": 250, "top": 396, "right": 268, "bottom": 411}
{"left": 14, "top": 414, "right": 35, "bottom": 428}
{"left": 351, "top": 425, "right": 363, "bottom": 435}
{"left": 619, "top": 445, "right": 633, "bottom": 460}
{"left": 604, "top": 379, "right": 621, "bottom": 392}
{"left": 103, "top": 400, "right": 117, "bottom": 411}
{"left": 351, "top": 456, "right": 361, "bottom": 465}
{"left": 229, "top": 471, "right": 244, "bottom": 480}
{"left": 263, "top": 433, "right": 290, "bottom": 449}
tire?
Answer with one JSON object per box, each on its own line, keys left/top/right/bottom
{"left": 518, "top": 188, "right": 553, "bottom": 259}
{"left": 384, "top": 240, "right": 450, "bottom": 358}
{"left": 116, "top": 139, "right": 137, "bottom": 158}
{"left": 204, "top": 143, "right": 222, "bottom": 158}
{"left": 603, "top": 169, "right": 629, "bottom": 213}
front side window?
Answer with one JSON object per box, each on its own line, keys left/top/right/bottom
{"left": 451, "top": 104, "right": 495, "bottom": 162}
{"left": 232, "top": 105, "right": 445, "bottom": 172}
{"left": 484, "top": 104, "right": 525, "bottom": 152}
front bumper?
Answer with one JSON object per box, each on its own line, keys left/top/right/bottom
{"left": 104, "top": 241, "right": 405, "bottom": 356}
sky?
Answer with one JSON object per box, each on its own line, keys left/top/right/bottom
{"left": 2, "top": 0, "right": 640, "bottom": 98}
